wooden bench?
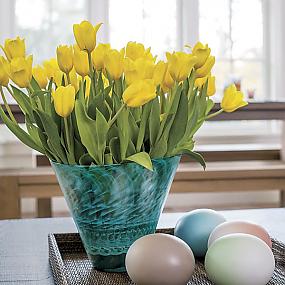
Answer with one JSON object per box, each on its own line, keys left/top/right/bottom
{"left": 1, "top": 159, "right": 285, "bottom": 219}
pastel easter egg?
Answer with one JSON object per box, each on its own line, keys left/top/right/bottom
{"left": 205, "top": 233, "right": 275, "bottom": 285}
{"left": 125, "top": 233, "right": 195, "bottom": 285}
{"left": 208, "top": 220, "right": 272, "bottom": 248}
{"left": 174, "top": 209, "right": 226, "bottom": 257}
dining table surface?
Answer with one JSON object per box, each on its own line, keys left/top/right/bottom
{"left": 0, "top": 207, "right": 284, "bottom": 284}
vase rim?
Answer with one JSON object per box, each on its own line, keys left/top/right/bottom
{"left": 50, "top": 154, "right": 181, "bottom": 169}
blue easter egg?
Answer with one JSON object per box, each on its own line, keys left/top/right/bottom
{"left": 174, "top": 209, "right": 226, "bottom": 257}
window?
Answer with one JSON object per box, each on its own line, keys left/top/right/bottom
{"left": 0, "top": 0, "right": 282, "bottom": 141}
{"left": 15, "top": 0, "right": 87, "bottom": 64}
{"left": 199, "top": 0, "right": 265, "bottom": 100}
{"left": 108, "top": 0, "right": 178, "bottom": 58}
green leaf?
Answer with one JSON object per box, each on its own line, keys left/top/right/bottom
{"left": 128, "top": 111, "right": 139, "bottom": 144}
{"left": 79, "top": 153, "right": 95, "bottom": 165}
{"left": 149, "top": 97, "right": 160, "bottom": 146}
{"left": 150, "top": 132, "right": 168, "bottom": 158}
{"left": 136, "top": 103, "right": 151, "bottom": 152}
{"left": 125, "top": 152, "right": 153, "bottom": 171}
{"left": 25, "top": 115, "right": 43, "bottom": 148}
{"left": 109, "top": 137, "right": 121, "bottom": 163}
{"left": 95, "top": 108, "right": 109, "bottom": 164}
{"left": 75, "top": 100, "right": 109, "bottom": 165}
{"left": 0, "top": 105, "right": 45, "bottom": 154}
{"left": 167, "top": 91, "right": 188, "bottom": 154}
{"left": 206, "top": 98, "right": 215, "bottom": 115}
{"left": 35, "top": 109, "right": 68, "bottom": 164}
{"left": 116, "top": 105, "right": 129, "bottom": 161}
{"left": 30, "top": 76, "right": 41, "bottom": 91}
{"left": 180, "top": 148, "right": 206, "bottom": 170}
{"left": 11, "top": 85, "right": 33, "bottom": 117}
{"left": 75, "top": 100, "right": 98, "bottom": 163}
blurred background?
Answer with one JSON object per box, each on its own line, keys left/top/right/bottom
{"left": 1, "top": 0, "right": 285, "bottom": 217}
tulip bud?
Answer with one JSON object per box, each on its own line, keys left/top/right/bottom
{"left": 192, "top": 42, "right": 211, "bottom": 68}
{"left": 0, "top": 56, "right": 9, "bottom": 86}
{"left": 32, "top": 65, "right": 48, "bottom": 89}
{"left": 221, "top": 84, "right": 248, "bottom": 112}
{"left": 105, "top": 48, "right": 125, "bottom": 80}
{"left": 7, "top": 55, "right": 33, "bottom": 88}
{"left": 73, "top": 21, "right": 102, "bottom": 53}
{"left": 124, "top": 58, "right": 155, "bottom": 85}
{"left": 91, "top": 43, "right": 110, "bottom": 70}
{"left": 161, "top": 68, "right": 174, "bottom": 93}
{"left": 56, "top": 45, "right": 73, "bottom": 74}
{"left": 153, "top": 61, "right": 167, "bottom": 86}
{"left": 52, "top": 85, "right": 75, "bottom": 118}
{"left": 69, "top": 68, "right": 79, "bottom": 93}
{"left": 43, "top": 58, "right": 60, "bottom": 80}
{"left": 195, "top": 55, "right": 215, "bottom": 78}
{"left": 1, "top": 36, "right": 25, "bottom": 61}
{"left": 123, "top": 79, "right": 156, "bottom": 107}
{"left": 126, "top": 42, "right": 154, "bottom": 61}
{"left": 194, "top": 75, "right": 216, "bottom": 96}
{"left": 166, "top": 52, "right": 197, "bottom": 82}
{"left": 73, "top": 45, "right": 89, "bottom": 77}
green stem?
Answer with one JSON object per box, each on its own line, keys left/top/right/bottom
{"left": 87, "top": 51, "right": 96, "bottom": 99}
{"left": 64, "top": 116, "right": 75, "bottom": 163}
{"left": 26, "top": 86, "right": 37, "bottom": 109}
{"left": 108, "top": 103, "right": 126, "bottom": 127}
{"left": 66, "top": 72, "right": 71, "bottom": 85}
{"left": 0, "top": 86, "right": 17, "bottom": 124}
{"left": 114, "top": 79, "right": 122, "bottom": 97}
{"left": 205, "top": 109, "right": 223, "bottom": 120}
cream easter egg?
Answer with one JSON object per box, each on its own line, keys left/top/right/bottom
{"left": 208, "top": 220, "right": 272, "bottom": 248}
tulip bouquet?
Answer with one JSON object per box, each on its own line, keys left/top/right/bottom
{"left": 0, "top": 20, "right": 247, "bottom": 170}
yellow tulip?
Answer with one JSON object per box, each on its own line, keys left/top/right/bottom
{"left": 69, "top": 68, "right": 79, "bottom": 93}
{"left": 166, "top": 51, "right": 197, "bottom": 82}
{"left": 1, "top": 36, "right": 25, "bottom": 61}
{"left": 125, "top": 42, "right": 154, "bottom": 61}
{"left": 32, "top": 65, "right": 48, "bottom": 89}
{"left": 0, "top": 56, "right": 9, "bottom": 86}
{"left": 73, "top": 21, "right": 102, "bottom": 52}
{"left": 221, "top": 84, "right": 248, "bottom": 112}
{"left": 124, "top": 58, "right": 155, "bottom": 85}
{"left": 56, "top": 45, "right": 73, "bottom": 74}
{"left": 7, "top": 55, "right": 33, "bottom": 88}
{"left": 122, "top": 79, "right": 156, "bottom": 107}
{"left": 73, "top": 45, "right": 89, "bottom": 77}
{"left": 52, "top": 85, "right": 75, "bottom": 118}
{"left": 91, "top": 43, "right": 110, "bottom": 70}
{"left": 192, "top": 42, "right": 211, "bottom": 68}
{"left": 53, "top": 70, "right": 65, "bottom": 87}
{"left": 153, "top": 61, "right": 168, "bottom": 86}
{"left": 195, "top": 55, "right": 215, "bottom": 78}
{"left": 161, "top": 68, "right": 174, "bottom": 93}
{"left": 43, "top": 58, "right": 60, "bottom": 80}
{"left": 194, "top": 75, "right": 216, "bottom": 96}
{"left": 105, "top": 48, "right": 125, "bottom": 80}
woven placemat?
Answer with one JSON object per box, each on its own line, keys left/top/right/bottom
{"left": 48, "top": 229, "right": 285, "bottom": 285}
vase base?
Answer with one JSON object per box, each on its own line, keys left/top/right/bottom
{"left": 88, "top": 253, "right": 127, "bottom": 272}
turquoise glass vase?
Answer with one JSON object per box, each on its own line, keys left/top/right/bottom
{"left": 51, "top": 155, "right": 180, "bottom": 272}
